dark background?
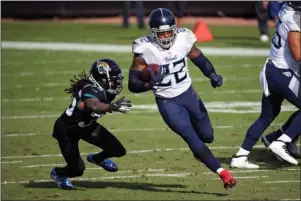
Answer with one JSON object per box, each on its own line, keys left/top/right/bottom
{"left": 1, "top": 1, "right": 258, "bottom": 19}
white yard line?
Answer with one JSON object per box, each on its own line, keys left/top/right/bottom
{"left": 20, "top": 162, "right": 300, "bottom": 177}
{"left": 5, "top": 108, "right": 291, "bottom": 119}
{"left": 1, "top": 102, "right": 297, "bottom": 120}
{"left": 1, "top": 173, "right": 193, "bottom": 185}
{"left": 1, "top": 123, "right": 284, "bottom": 137}
{"left": 211, "top": 176, "right": 269, "bottom": 180}
{"left": 1, "top": 64, "right": 263, "bottom": 77}
{"left": 1, "top": 120, "right": 283, "bottom": 137}
{"left": 3, "top": 77, "right": 258, "bottom": 89}
{"left": 204, "top": 168, "right": 300, "bottom": 174}
{"left": 1, "top": 90, "right": 262, "bottom": 103}
{"left": 263, "top": 180, "right": 301, "bottom": 184}
{"left": 1, "top": 126, "right": 232, "bottom": 137}
{"left": 1, "top": 161, "right": 23, "bottom": 164}
{"left": 2, "top": 41, "right": 269, "bottom": 56}
{"left": 1, "top": 145, "right": 267, "bottom": 159}
{"left": 4, "top": 133, "right": 37, "bottom": 137}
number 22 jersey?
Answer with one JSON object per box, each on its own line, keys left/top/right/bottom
{"left": 132, "top": 28, "right": 197, "bottom": 98}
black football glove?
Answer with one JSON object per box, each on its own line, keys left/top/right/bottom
{"left": 108, "top": 96, "right": 132, "bottom": 114}
{"left": 210, "top": 73, "right": 223, "bottom": 88}
{"left": 148, "top": 65, "right": 166, "bottom": 86}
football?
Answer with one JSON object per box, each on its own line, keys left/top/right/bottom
{"left": 141, "top": 64, "right": 160, "bottom": 82}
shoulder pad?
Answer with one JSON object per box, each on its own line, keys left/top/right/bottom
{"left": 80, "top": 86, "right": 106, "bottom": 102}
{"left": 176, "top": 28, "right": 197, "bottom": 45}
{"left": 132, "top": 36, "right": 152, "bottom": 54}
{"left": 291, "top": 11, "right": 301, "bottom": 32}
{"left": 280, "top": 8, "right": 301, "bottom": 32}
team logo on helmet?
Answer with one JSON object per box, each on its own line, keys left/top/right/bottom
{"left": 96, "top": 61, "right": 111, "bottom": 74}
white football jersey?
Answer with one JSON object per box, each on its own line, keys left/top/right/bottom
{"left": 132, "top": 28, "right": 197, "bottom": 98}
{"left": 270, "top": 4, "right": 301, "bottom": 77}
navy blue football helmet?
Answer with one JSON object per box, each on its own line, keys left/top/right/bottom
{"left": 89, "top": 58, "right": 124, "bottom": 95}
{"left": 287, "top": 1, "right": 301, "bottom": 12}
{"left": 148, "top": 8, "right": 177, "bottom": 49}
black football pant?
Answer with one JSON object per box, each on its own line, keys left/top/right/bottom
{"left": 52, "top": 118, "right": 126, "bottom": 178}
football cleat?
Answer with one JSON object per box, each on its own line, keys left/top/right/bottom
{"left": 230, "top": 155, "right": 259, "bottom": 169}
{"left": 261, "top": 135, "right": 283, "bottom": 162}
{"left": 218, "top": 170, "right": 236, "bottom": 189}
{"left": 50, "top": 168, "right": 75, "bottom": 190}
{"left": 287, "top": 139, "right": 301, "bottom": 159}
{"left": 268, "top": 140, "right": 299, "bottom": 165}
{"left": 87, "top": 153, "right": 118, "bottom": 172}
{"left": 262, "top": 135, "right": 301, "bottom": 159}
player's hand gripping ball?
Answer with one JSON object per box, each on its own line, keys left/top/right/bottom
{"left": 141, "top": 64, "right": 160, "bottom": 82}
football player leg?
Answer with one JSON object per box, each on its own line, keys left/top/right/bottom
{"left": 262, "top": 110, "right": 301, "bottom": 159}
{"left": 51, "top": 118, "right": 85, "bottom": 189}
{"left": 265, "top": 65, "right": 301, "bottom": 165}
{"left": 82, "top": 123, "right": 126, "bottom": 172}
{"left": 51, "top": 138, "right": 84, "bottom": 189}
{"left": 231, "top": 93, "right": 283, "bottom": 168}
{"left": 156, "top": 96, "right": 236, "bottom": 189}
{"left": 188, "top": 92, "right": 214, "bottom": 144}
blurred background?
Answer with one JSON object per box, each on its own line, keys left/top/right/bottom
{"left": 1, "top": 1, "right": 262, "bottom": 18}
{"left": 2, "top": 1, "right": 284, "bottom": 43}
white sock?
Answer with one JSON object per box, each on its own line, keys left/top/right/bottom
{"left": 280, "top": 126, "right": 284, "bottom": 133}
{"left": 278, "top": 134, "right": 292, "bottom": 143}
{"left": 216, "top": 168, "right": 224, "bottom": 174}
{"left": 236, "top": 147, "right": 250, "bottom": 156}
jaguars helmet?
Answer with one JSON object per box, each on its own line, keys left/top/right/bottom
{"left": 89, "top": 58, "right": 124, "bottom": 95}
{"left": 287, "top": 1, "right": 301, "bottom": 12}
{"left": 149, "top": 8, "right": 177, "bottom": 49}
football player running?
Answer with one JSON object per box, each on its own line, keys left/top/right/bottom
{"left": 231, "top": 1, "right": 301, "bottom": 169}
{"left": 128, "top": 8, "right": 236, "bottom": 189}
{"left": 50, "top": 59, "right": 132, "bottom": 189}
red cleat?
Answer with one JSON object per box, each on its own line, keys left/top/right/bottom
{"left": 219, "top": 169, "right": 237, "bottom": 189}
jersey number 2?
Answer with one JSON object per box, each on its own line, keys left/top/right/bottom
{"left": 158, "top": 58, "right": 187, "bottom": 87}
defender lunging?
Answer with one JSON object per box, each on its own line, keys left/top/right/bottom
{"left": 51, "top": 59, "right": 132, "bottom": 189}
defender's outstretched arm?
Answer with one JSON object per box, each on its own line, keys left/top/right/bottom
{"left": 79, "top": 97, "right": 132, "bottom": 114}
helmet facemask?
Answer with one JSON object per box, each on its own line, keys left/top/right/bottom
{"left": 151, "top": 24, "right": 177, "bottom": 49}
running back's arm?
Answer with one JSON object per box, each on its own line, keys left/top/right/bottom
{"left": 188, "top": 44, "right": 217, "bottom": 78}
{"left": 288, "top": 31, "right": 301, "bottom": 61}
{"left": 128, "top": 54, "right": 153, "bottom": 93}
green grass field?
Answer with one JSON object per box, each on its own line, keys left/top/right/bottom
{"left": 1, "top": 22, "right": 300, "bottom": 200}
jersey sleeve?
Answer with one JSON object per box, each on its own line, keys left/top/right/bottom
{"left": 80, "top": 86, "right": 106, "bottom": 103}
{"left": 288, "top": 12, "right": 301, "bottom": 32}
{"left": 183, "top": 28, "right": 197, "bottom": 45}
{"left": 178, "top": 28, "right": 197, "bottom": 55}
{"left": 132, "top": 37, "right": 150, "bottom": 54}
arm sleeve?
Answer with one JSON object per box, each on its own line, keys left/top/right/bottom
{"left": 190, "top": 52, "right": 216, "bottom": 78}
{"left": 128, "top": 69, "right": 153, "bottom": 93}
